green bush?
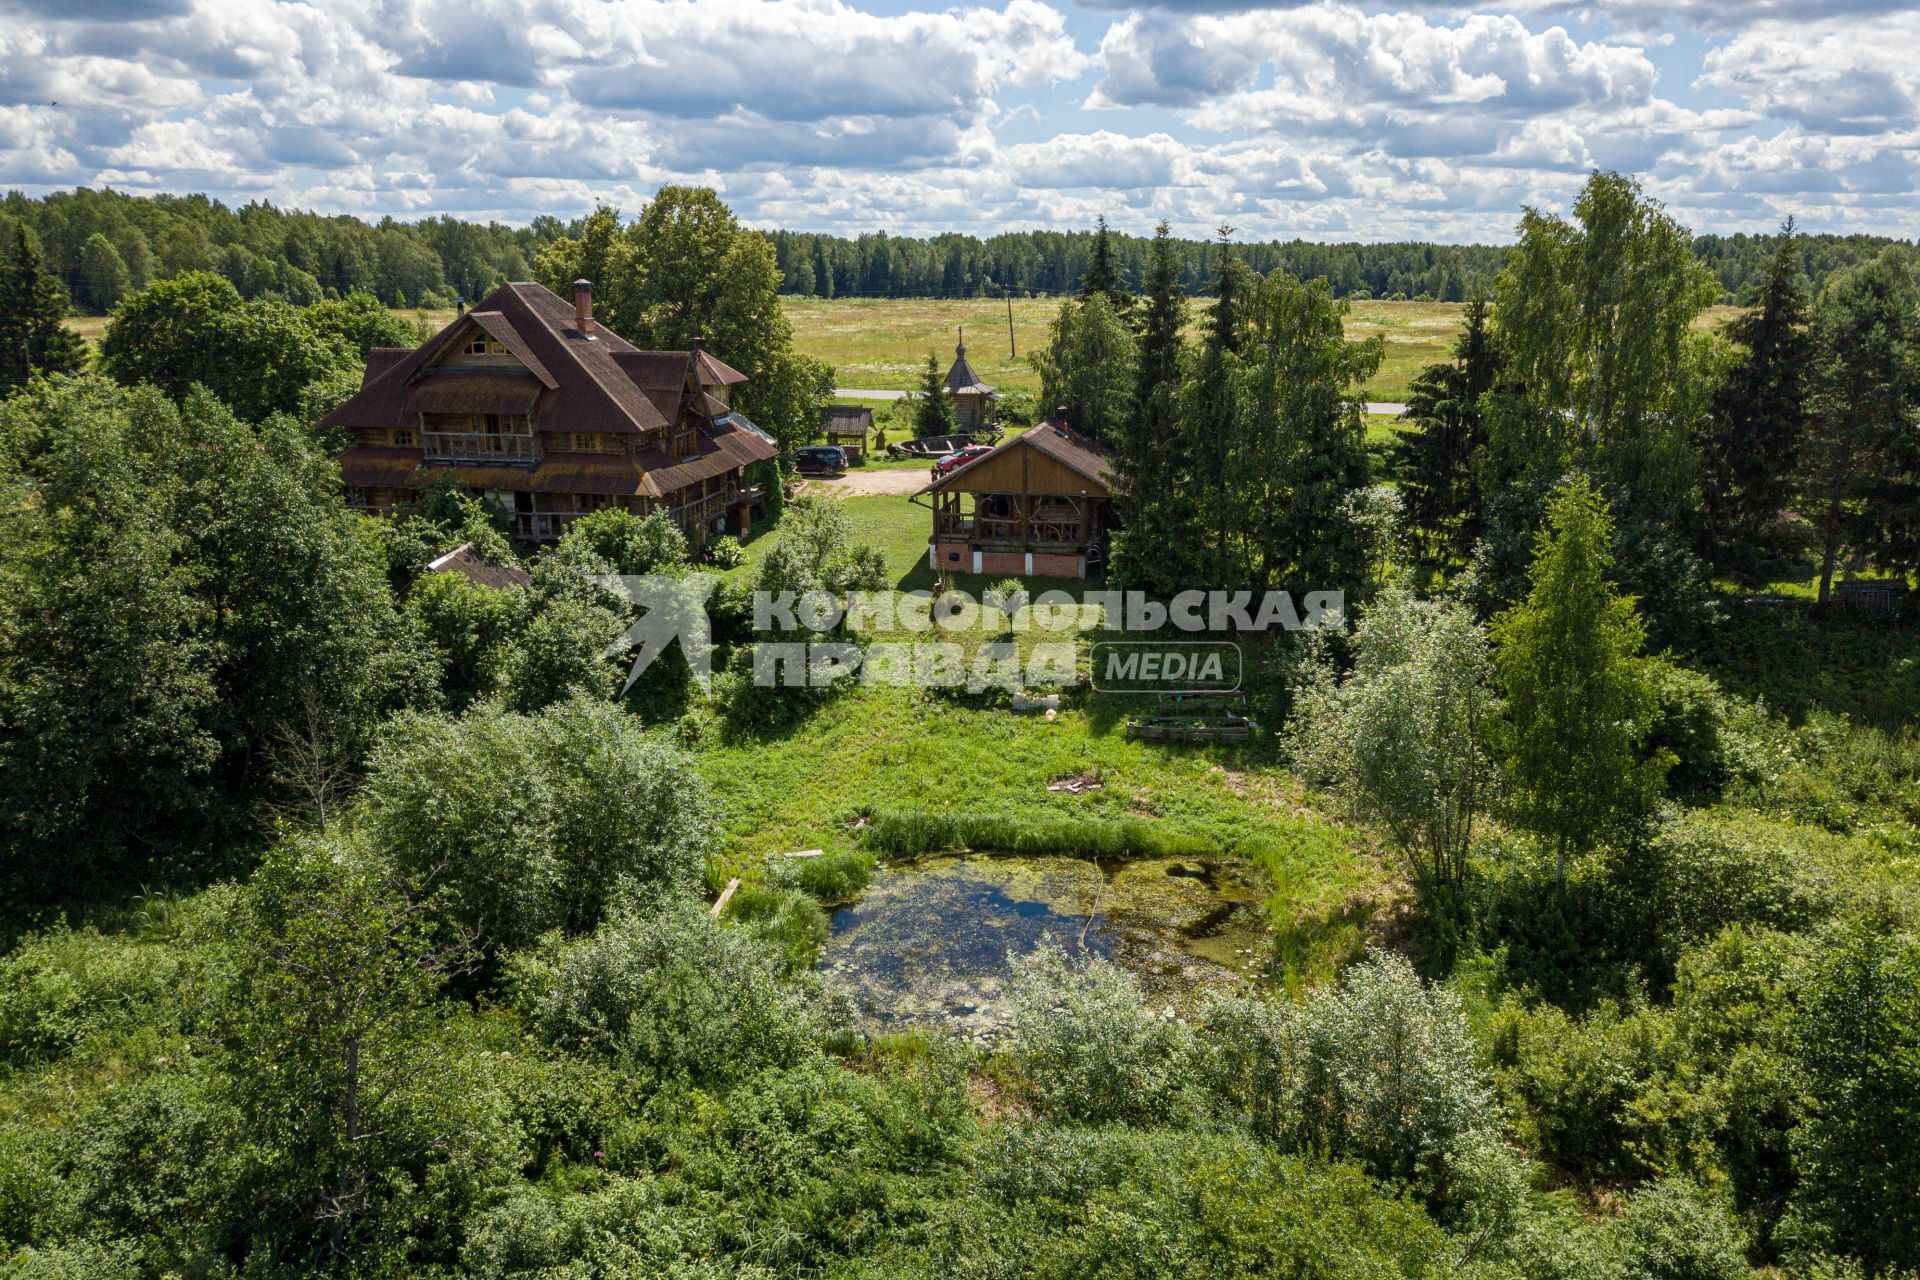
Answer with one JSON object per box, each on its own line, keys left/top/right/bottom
{"left": 704, "top": 534, "right": 747, "bottom": 569}
{"left": 555, "top": 508, "right": 689, "bottom": 576}
{"left": 1786, "top": 916, "right": 1920, "bottom": 1270}
{"left": 535, "top": 895, "right": 815, "bottom": 1085}
{"left": 1612, "top": 811, "right": 1836, "bottom": 982}
{"left": 725, "top": 883, "right": 832, "bottom": 971}
{"left": 463, "top": 1176, "right": 724, "bottom": 1280}
{"left": 1615, "top": 1175, "right": 1750, "bottom": 1280}
{"left": 1291, "top": 952, "right": 1499, "bottom": 1191}
{"left": 363, "top": 697, "right": 711, "bottom": 952}
{"left": 1006, "top": 947, "right": 1197, "bottom": 1126}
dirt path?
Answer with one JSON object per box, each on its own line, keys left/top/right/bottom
{"left": 803, "top": 467, "right": 934, "bottom": 497}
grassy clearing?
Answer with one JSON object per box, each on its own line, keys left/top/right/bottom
{"left": 686, "top": 682, "right": 1392, "bottom": 986}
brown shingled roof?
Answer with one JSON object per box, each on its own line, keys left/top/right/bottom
{"left": 321, "top": 282, "right": 766, "bottom": 438}
{"left": 403, "top": 369, "right": 543, "bottom": 416}
{"left": 922, "top": 418, "right": 1117, "bottom": 497}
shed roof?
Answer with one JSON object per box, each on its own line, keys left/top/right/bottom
{"left": 425, "top": 542, "right": 532, "bottom": 591}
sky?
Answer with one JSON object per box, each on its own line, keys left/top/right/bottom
{"left": 0, "top": 0, "right": 1914, "bottom": 243}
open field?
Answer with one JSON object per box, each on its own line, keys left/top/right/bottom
{"left": 68, "top": 298, "right": 1746, "bottom": 409}
{"left": 790, "top": 296, "right": 1476, "bottom": 402}
{"left": 786, "top": 297, "right": 1749, "bottom": 405}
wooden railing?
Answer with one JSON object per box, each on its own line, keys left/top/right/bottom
{"left": 423, "top": 432, "right": 537, "bottom": 463}
{"left": 934, "top": 513, "right": 1087, "bottom": 549}
{"left": 513, "top": 511, "right": 581, "bottom": 541}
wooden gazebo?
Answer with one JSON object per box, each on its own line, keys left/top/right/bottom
{"left": 915, "top": 409, "right": 1116, "bottom": 579}
{"left": 820, "top": 405, "right": 872, "bottom": 460}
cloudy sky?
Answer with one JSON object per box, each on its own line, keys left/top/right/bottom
{"left": 1, "top": 0, "right": 1913, "bottom": 242}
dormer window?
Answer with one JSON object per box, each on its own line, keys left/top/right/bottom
{"left": 465, "top": 336, "right": 502, "bottom": 356}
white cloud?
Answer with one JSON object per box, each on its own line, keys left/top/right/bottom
{"left": 0, "top": 0, "right": 1914, "bottom": 240}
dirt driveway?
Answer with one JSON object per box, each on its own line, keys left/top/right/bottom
{"left": 802, "top": 467, "right": 933, "bottom": 497}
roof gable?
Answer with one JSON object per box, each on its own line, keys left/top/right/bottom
{"left": 923, "top": 420, "right": 1116, "bottom": 496}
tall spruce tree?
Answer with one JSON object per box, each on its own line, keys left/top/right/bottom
{"left": 1801, "top": 252, "right": 1920, "bottom": 602}
{"left": 1111, "top": 223, "right": 1194, "bottom": 592}
{"left": 1699, "top": 222, "right": 1812, "bottom": 576}
{"left": 1078, "top": 216, "right": 1133, "bottom": 319}
{"left": 0, "top": 224, "right": 86, "bottom": 391}
{"left": 1226, "top": 271, "right": 1380, "bottom": 591}
{"left": 1391, "top": 297, "right": 1500, "bottom": 574}
{"left": 912, "top": 351, "right": 955, "bottom": 440}
{"left": 1186, "top": 226, "right": 1251, "bottom": 587}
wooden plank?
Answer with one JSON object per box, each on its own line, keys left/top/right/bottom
{"left": 783, "top": 849, "right": 826, "bottom": 859}
{"left": 710, "top": 877, "right": 741, "bottom": 917}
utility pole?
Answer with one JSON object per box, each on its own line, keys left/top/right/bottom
{"left": 1006, "top": 285, "right": 1016, "bottom": 359}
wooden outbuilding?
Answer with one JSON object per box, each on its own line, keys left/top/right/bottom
{"left": 943, "top": 331, "right": 999, "bottom": 430}
{"left": 820, "top": 405, "right": 872, "bottom": 460}
{"left": 916, "top": 408, "right": 1117, "bottom": 579}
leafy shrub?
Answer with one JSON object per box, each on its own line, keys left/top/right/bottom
{"left": 1006, "top": 947, "right": 1196, "bottom": 1126}
{"left": 364, "top": 697, "right": 711, "bottom": 951}
{"left": 1785, "top": 916, "right": 1920, "bottom": 1270}
{"left": 1292, "top": 951, "right": 1499, "bottom": 1190}
{"left": 704, "top": 534, "right": 746, "bottom": 569}
{"left": 1614, "top": 1175, "right": 1749, "bottom": 1280}
{"left": 0, "top": 926, "right": 181, "bottom": 1066}
{"left": 903, "top": 1127, "right": 1466, "bottom": 1280}
{"left": 556, "top": 508, "right": 689, "bottom": 576}
{"left": 67, "top": 1070, "right": 236, "bottom": 1273}
{"left": 535, "top": 895, "right": 815, "bottom": 1085}
{"left": 463, "top": 1176, "right": 725, "bottom": 1280}
{"left": 1487, "top": 996, "right": 1700, "bottom": 1186}
{"left": 1646, "top": 663, "right": 1739, "bottom": 800}
{"left": 504, "top": 593, "right": 627, "bottom": 711}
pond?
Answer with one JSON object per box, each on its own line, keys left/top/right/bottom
{"left": 817, "top": 854, "right": 1271, "bottom": 1040}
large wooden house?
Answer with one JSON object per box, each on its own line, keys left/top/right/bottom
{"left": 918, "top": 408, "right": 1117, "bottom": 578}
{"left": 324, "top": 280, "right": 777, "bottom": 544}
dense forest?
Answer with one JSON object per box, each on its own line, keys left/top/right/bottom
{"left": 3, "top": 187, "right": 1913, "bottom": 311}
{"left": 2, "top": 172, "right": 1918, "bottom": 1280}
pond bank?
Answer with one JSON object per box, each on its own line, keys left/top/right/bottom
{"left": 817, "top": 852, "right": 1271, "bottom": 1041}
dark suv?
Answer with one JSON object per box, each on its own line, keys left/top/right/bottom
{"left": 793, "top": 444, "right": 849, "bottom": 475}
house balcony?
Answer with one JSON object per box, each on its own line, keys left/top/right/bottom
{"left": 933, "top": 514, "right": 1090, "bottom": 552}
{"left": 423, "top": 431, "right": 537, "bottom": 464}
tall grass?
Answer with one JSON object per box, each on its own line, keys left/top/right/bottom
{"left": 860, "top": 806, "right": 1227, "bottom": 861}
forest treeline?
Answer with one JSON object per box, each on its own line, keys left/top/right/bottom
{"left": 3, "top": 186, "right": 1913, "bottom": 313}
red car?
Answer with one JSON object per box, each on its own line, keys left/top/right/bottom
{"left": 932, "top": 443, "right": 995, "bottom": 477}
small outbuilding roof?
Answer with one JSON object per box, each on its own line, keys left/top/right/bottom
{"left": 424, "top": 542, "right": 532, "bottom": 591}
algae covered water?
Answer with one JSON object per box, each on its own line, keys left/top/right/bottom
{"left": 818, "top": 854, "right": 1270, "bottom": 1039}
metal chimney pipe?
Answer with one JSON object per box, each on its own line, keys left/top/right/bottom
{"left": 573, "top": 279, "right": 595, "bottom": 336}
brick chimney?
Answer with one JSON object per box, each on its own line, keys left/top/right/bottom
{"left": 572, "top": 279, "right": 595, "bottom": 336}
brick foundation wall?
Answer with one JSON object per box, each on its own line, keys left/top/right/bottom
{"left": 1031, "top": 552, "right": 1082, "bottom": 578}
